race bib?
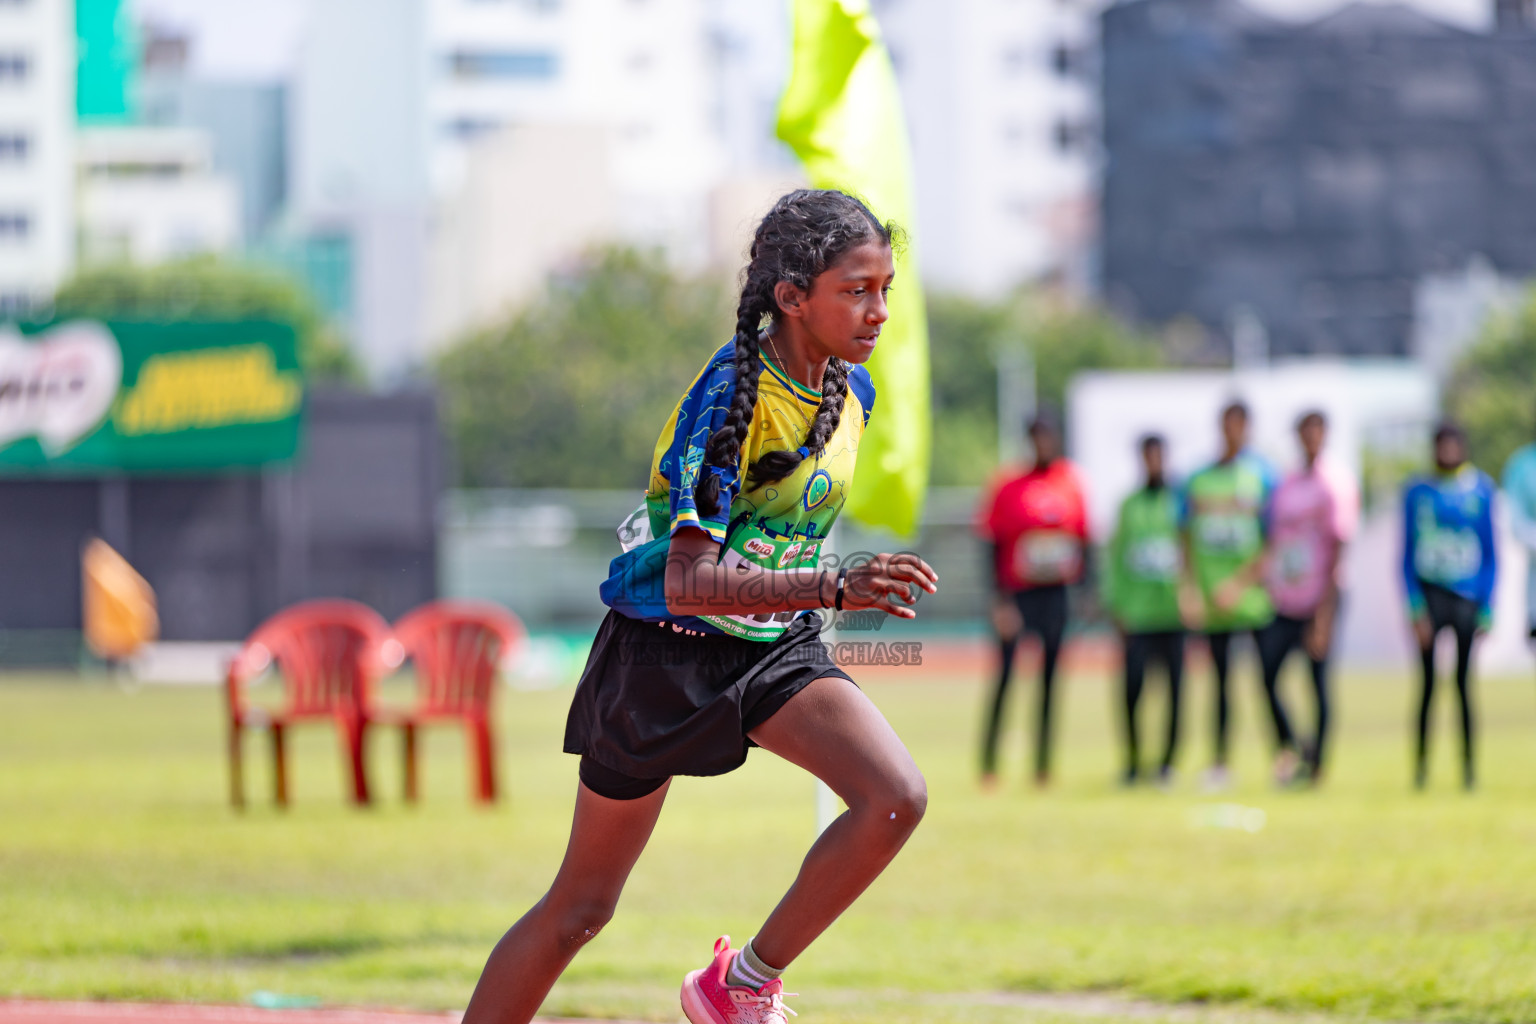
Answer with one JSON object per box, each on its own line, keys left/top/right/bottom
{"left": 1415, "top": 528, "right": 1480, "bottom": 583}
{"left": 1196, "top": 514, "right": 1258, "bottom": 554}
{"left": 1015, "top": 531, "right": 1081, "bottom": 584}
{"left": 1276, "top": 539, "right": 1314, "bottom": 583}
{"left": 1126, "top": 537, "right": 1179, "bottom": 581}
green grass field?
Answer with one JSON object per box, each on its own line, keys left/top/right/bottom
{"left": 3, "top": 653, "right": 1536, "bottom": 1024}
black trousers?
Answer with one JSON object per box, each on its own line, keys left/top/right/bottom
{"left": 1206, "top": 628, "right": 1292, "bottom": 766}
{"left": 982, "top": 585, "right": 1068, "bottom": 779}
{"left": 1122, "top": 630, "right": 1184, "bottom": 777}
{"left": 1416, "top": 581, "right": 1479, "bottom": 788}
{"left": 1257, "top": 613, "right": 1331, "bottom": 775}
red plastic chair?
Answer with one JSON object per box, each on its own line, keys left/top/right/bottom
{"left": 226, "top": 600, "right": 401, "bottom": 808}
{"left": 389, "top": 600, "right": 525, "bottom": 804}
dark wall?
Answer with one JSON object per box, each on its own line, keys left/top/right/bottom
{"left": 1100, "top": 0, "right": 1536, "bottom": 358}
{"left": 0, "top": 388, "right": 441, "bottom": 656}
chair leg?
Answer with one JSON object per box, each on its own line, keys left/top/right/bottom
{"left": 271, "top": 723, "right": 288, "bottom": 808}
{"left": 228, "top": 719, "right": 245, "bottom": 810}
{"left": 472, "top": 718, "right": 496, "bottom": 804}
{"left": 403, "top": 723, "right": 418, "bottom": 804}
{"left": 347, "top": 719, "right": 371, "bottom": 807}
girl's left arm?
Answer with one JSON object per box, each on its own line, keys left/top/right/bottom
{"left": 663, "top": 527, "right": 937, "bottom": 620}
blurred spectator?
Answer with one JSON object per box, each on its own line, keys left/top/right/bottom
{"left": 975, "top": 413, "right": 1089, "bottom": 788}
{"left": 1257, "top": 411, "right": 1358, "bottom": 787}
{"left": 1104, "top": 433, "right": 1185, "bottom": 787}
{"left": 1403, "top": 422, "right": 1498, "bottom": 791}
{"left": 1179, "top": 401, "right": 1282, "bottom": 791}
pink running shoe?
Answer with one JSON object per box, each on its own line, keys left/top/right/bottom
{"left": 680, "top": 936, "right": 797, "bottom": 1024}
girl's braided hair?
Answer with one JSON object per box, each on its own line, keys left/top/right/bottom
{"left": 693, "top": 188, "right": 897, "bottom": 517}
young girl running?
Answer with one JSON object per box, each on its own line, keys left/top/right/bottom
{"left": 462, "top": 189, "right": 939, "bottom": 1024}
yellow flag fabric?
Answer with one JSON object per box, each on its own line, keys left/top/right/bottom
{"left": 777, "top": 0, "right": 931, "bottom": 537}
{"left": 82, "top": 538, "right": 159, "bottom": 660}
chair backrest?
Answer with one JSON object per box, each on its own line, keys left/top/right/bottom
{"left": 229, "top": 600, "right": 397, "bottom": 719}
{"left": 393, "top": 601, "right": 525, "bottom": 717}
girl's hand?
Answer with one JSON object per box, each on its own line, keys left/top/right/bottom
{"left": 843, "top": 553, "right": 939, "bottom": 619}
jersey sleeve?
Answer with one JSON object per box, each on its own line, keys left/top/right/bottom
{"left": 1103, "top": 498, "right": 1128, "bottom": 621}
{"left": 1473, "top": 474, "right": 1499, "bottom": 619}
{"left": 1402, "top": 483, "right": 1426, "bottom": 617}
{"left": 846, "top": 364, "right": 876, "bottom": 428}
{"left": 656, "top": 349, "right": 739, "bottom": 542}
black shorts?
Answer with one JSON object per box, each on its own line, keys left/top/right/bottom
{"left": 564, "top": 609, "right": 853, "bottom": 799}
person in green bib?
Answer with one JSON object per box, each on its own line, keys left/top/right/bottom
{"left": 1105, "top": 433, "right": 1186, "bottom": 786}
{"left": 1180, "top": 401, "right": 1288, "bottom": 791}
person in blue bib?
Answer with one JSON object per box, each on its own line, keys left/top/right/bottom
{"left": 1402, "top": 421, "right": 1498, "bottom": 791}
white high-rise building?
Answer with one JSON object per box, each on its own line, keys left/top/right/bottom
{"left": 875, "top": 0, "right": 1101, "bottom": 296}
{"left": 0, "top": 0, "right": 75, "bottom": 316}
{"left": 292, "top": 0, "right": 728, "bottom": 373}
{"left": 699, "top": 0, "right": 1102, "bottom": 297}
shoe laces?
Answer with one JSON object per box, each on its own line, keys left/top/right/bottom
{"left": 741, "top": 986, "right": 797, "bottom": 1021}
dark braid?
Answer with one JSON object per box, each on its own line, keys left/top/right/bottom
{"left": 694, "top": 189, "right": 897, "bottom": 515}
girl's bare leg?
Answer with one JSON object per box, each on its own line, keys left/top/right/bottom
{"left": 745, "top": 676, "right": 927, "bottom": 969}
{"left": 463, "top": 779, "right": 670, "bottom": 1024}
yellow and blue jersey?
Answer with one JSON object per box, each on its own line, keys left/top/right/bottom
{"left": 600, "top": 339, "right": 875, "bottom": 641}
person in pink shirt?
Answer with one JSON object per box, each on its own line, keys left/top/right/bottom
{"left": 1257, "top": 410, "right": 1358, "bottom": 785}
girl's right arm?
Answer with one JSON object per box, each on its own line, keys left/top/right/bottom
{"left": 664, "top": 527, "right": 938, "bottom": 620}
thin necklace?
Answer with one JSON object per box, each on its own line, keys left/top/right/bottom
{"left": 763, "top": 333, "right": 821, "bottom": 394}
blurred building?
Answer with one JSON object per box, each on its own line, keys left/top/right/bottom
{"left": 292, "top": 0, "right": 726, "bottom": 376}
{"left": 877, "top": 0, "right": 1103, "bottom": 295}
{"left": 139, "top": 24, "right": 288, "bottom": 244}
{"left": 1100, "top": 0, "right": 1536, "bottom": 359}
{"left": 0, "top": 0, "right": 75, "bottom": 317}
{"left": 75, "top": 126, "right": 241, "bottom": 264}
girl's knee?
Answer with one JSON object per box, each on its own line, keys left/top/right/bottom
{"left": 545, "top": 893, "right": 619, "bottom": 952}
{"left": 857, "top": 767, "right": 927, "bottom": 832}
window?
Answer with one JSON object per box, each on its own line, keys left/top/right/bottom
{"left": 1051, "top": 42, "right": 1086, "bottom": 78}
{"left": 0, "top": 53, "right": 29, "bottom": 83}
{"left": 0, "top": 133, "right": 29, "bottom": 161}
{"left": 447, "top": 50, "right": 559, "bottom": 80}
{"left": 1053, "top": 118, "right": 1092, "bottom": 153}
{"left": 443, "top": 117, "right": 500, "bottom": 140}
{"left": 0, "top": 211, "right": 30, "bottom": 239}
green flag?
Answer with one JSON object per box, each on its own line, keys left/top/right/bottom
{"left": 777, "top": 0, "right": 931, "bottom": 537}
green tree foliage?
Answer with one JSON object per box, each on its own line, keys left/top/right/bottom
{"left": 52, "top": 256, "right": 360, "bottom": 382}
{"left": 437, "top": 249, "right": 1164, "bottom": 490}
{"left": 436, "top": 247, "right": 731, "bottom": 489}
{"left": 1445, "top": 288, "right": 1536, "bottom": 478}
{"left": 928, "top": 293, "right": 1164, "bottom": 485}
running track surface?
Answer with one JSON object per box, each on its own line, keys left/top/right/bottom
{"left": 0, "top": 1004, "right": 645, "bottom": 1024}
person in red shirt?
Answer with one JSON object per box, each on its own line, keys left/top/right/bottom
{"left": 976, "top": 414, "right": 1090, "bottom": 787}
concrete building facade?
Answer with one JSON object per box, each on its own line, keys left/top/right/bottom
{"left": 1100, "top": 0, "right": 1536, "bottom": 359}
{"left": 0, "top": 0, "right": 75, "bottom": 316}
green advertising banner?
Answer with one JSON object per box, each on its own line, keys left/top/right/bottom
{"left": 0, "top": 319, "right": 303, "bottom": 473}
